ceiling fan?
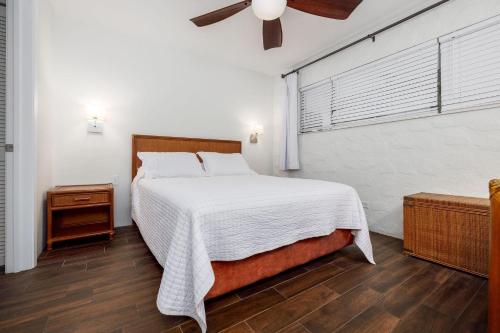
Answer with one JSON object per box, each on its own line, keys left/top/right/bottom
{"left": 190, "top": 0, "right": 363, "bottom": 50}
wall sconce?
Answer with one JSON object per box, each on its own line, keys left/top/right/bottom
{"left": 86, "top": 104, "right": 106, "bottom": 134}
{"left": 250, "top": 124, "right": 263, "bottom": 144}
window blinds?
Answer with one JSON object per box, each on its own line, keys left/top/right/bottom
{"left": 332, "top": 40, "right": 439, "bottom": 127}
{"left": 440, "top": 17, "right": 500, "bottom": 113}
{"left": 299, "top": 79, "right": 334, "bottom": 133}
{"left": 298, "top": 15, "right": 500, "bottom": 134}
{"left": 299, "top": 40, "right": 439, "bottom": 133}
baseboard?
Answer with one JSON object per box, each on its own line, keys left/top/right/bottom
{"left": 369, "top": 229, "right": 402, "bottom": 240}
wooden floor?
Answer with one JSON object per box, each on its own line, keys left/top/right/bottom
{"left": 0, "top": 226, "right": 488, "bottom": 333}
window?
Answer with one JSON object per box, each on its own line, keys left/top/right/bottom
{"left": 299, "top": 15, "right": 500, "bottom": 134}
{"left": 440, "top": 16, "right": 500, "bottom": 113}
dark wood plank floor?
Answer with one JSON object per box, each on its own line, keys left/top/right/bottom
{"left": 0, "top": 226, "right": 488, "bottom": 333}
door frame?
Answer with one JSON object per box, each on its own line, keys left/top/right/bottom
{"left": 4, "top": 0, "right": 37, "bottom": 273}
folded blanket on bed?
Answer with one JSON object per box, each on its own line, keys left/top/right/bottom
{"left": 131, "top": 174, "right": 374, "bottom": 332}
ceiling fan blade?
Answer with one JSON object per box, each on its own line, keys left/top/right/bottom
{"left": 190, "top": 1, "right": 252, "bottom": 27}
{"left": 287, "top": 0, "right": 362, "bottom": 20}
{"left": 263, "top": 18, "right": 283, "bottom": 50}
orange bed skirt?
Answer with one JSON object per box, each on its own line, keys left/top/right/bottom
{"left": 207, "top": 229, "right": 353, "bottom": 299}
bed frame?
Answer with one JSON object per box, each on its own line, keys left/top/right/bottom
{"left": 131, "top": 134, "right": 354, "bottom": 299}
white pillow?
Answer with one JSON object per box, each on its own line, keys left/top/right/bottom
{"left": 137, "top": 152, "right": 205, "bottom": 178}
{"left": 197, "top": 152, "right": 256, "bottom": 176}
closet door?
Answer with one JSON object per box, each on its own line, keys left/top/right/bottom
{"left": 0, "top": 3, "right": 6, "bottom": 268}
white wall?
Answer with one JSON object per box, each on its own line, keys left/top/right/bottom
{"left": 275, "top": 0, "right": 500, "bottom": 238}
{"left": 36, "top": 5, "right": 275, "bottom": 239}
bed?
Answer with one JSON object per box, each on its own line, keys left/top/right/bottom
{"left": 130, "top": 134, "right": 374, "bottom": 332}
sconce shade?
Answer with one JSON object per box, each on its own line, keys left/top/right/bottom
{"left": 85, "top": 103, "right": 106, "bottom": 133}
{"left": 250, "top": 124, "right": 263, "bottom": 143}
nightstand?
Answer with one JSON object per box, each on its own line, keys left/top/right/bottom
{"left": 47, "top": 184, "right": 114, "bottom": 250}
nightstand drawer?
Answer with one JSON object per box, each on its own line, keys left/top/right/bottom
{"left": 51, "top": 192, "right": 110, "bottom": 207}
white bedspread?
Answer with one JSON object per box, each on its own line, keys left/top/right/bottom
{"left": 131, "top": 174, "right": 374, "bottom": 332}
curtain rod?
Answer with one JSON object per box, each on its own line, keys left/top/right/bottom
{"left": 281, "top": 0, "right": 451, "bottom": 79}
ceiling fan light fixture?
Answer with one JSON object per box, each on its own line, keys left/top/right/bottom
{"left": 190, "top": 0, "right": 363, "bottom": 50}
{"left": 252, "top": 0, "right": 287, "bottom": 21}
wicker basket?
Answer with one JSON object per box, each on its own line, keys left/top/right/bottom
{"left": 403, "top": 192, "right": 490, "bottom": 277}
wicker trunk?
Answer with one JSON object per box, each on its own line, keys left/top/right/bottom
{"left": 403, "top": 193, "right": 490, "bottom": 277}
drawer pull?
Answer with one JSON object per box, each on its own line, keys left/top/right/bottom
{"left": 73, "top": 196, "right": 91, "bottom": 202}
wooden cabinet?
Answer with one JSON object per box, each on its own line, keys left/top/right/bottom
{"left": 403, "top": 192, "right": 490, "bottom": 277}
{"left": 47, "top": 184, "right": 114, "bottom": 250}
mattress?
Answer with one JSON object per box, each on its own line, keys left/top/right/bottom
{"left": 131, "top": 173, "right": 374, "bottom": 332}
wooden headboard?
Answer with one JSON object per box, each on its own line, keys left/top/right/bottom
{"left": 131, "top": 135, "right": 242, "bottom": 179}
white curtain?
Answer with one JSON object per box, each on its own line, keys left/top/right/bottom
{"left": 279, "top": 72, "right": 300, "bottom": 171}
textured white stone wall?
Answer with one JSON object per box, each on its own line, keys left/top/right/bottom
{"left": 274, "top": 0, "right": 500, "bottom": 238}
{"left": 278, "top": 110, "right": 500, "bottom": 238}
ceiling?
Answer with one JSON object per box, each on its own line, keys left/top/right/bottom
{"left": 48, "top": 0, "right": 443, "bottom": 76}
